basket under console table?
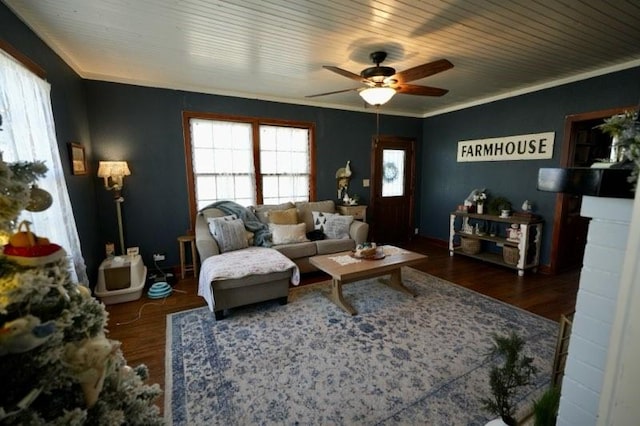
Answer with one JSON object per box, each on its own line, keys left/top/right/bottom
{"left": 449, "top": 211, "right": 543, "bottom": 276}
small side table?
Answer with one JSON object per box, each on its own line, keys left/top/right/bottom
{"left": 177, "top": 235, "right": 198, "bottom": 279}
{"left": 337, "top": 204, "right": 367, "bottom": 222}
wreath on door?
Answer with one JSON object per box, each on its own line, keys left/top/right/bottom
{"left": 382, "top": 162, "right": 398, "bottom": 183}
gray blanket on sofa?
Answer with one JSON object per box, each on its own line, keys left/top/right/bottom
{"left": 200, "top": 200, "right": 272, "bottom": 247}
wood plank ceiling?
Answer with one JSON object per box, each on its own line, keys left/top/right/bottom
{"left": 4, "top": 0, "right": 640, "bottom": 117}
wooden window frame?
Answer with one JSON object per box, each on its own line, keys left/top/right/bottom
{"left": 182, "top": 111, "right": 316, "bottom": 230}
{"left": 0, "top": 39, "right": 46, "bottom": 79}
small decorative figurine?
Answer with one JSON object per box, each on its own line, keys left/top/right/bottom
{"left": 463, "top": 222, "right": 474, "bottom": 234}
{"left": 507, "top": 224, "right": 521, "bottom": 242}
{"left": 335, "top": 160, "right": 352, "bottom": 200}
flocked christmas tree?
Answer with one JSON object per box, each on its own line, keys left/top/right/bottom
{"left": 0, "top": 153, "right": 163, "bottom": 424}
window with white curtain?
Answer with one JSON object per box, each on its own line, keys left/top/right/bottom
{"left": 187, "top": 114, "right": 314, "bottom": 211}
{"left": 260, "top": 125, "right": 310, "bottom": 205}
{"left": 0, "top": 50, "right": 88, "bottom": 284}
{"left": 191, "top": 119, "right": 256, "bottom": 209}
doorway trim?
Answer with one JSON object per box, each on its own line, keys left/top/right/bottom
{"left": 549, "top": 105, "right": 634, "bottom": 273}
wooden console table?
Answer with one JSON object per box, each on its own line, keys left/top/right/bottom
{"left": 449, "top": 211, "right": 543, "bottom": 276}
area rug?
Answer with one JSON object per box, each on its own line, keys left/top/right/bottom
{"left": 166, "top": 267, "right": 558, "bottom": 425}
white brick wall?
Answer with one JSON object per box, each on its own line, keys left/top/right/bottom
{"left": 557, "top": 196, "right": 633, "bottom": 426}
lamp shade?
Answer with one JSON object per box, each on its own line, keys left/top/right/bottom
{"left": 98, "top": 161, "right": 130, "bottom": 190}
{"left": 97, "top": 161, "right": 131, "bottom": 178}
{"left": 359, "top": 87, "right": 396, "bottom": 106}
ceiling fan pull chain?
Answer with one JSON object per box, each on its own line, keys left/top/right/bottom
{"left": 376, "top": 107, "right": 380, "bottom": 141}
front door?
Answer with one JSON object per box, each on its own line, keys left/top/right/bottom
{"left": 370, "top": 136, "right": 416, "bottom": 244}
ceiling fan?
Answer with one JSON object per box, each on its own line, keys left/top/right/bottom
{"left": 307, "top": 51, "right": 453, "bottom": 106}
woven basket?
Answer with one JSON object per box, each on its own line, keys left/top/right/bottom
{"left": 460, "top": 237, "right": 481, "bottom": 254}
{"left": 503, "top": 246, "right": 519, "bottom": 265}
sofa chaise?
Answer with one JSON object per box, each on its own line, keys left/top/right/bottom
{"left": 195, "top": 200, "right": 369, "bottom": 319}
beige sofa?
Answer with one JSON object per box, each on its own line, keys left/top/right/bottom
{"left": 195, "top": 200, "right": 368, "bottom": 319}
{"left": 195, "top": 200, "right": 369, "bottom": 273}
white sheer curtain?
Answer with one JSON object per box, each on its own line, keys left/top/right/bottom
{"left": 0, "top": 50, "right": 88, "bottom": 284}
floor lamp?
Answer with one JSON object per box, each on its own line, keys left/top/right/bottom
{"left": 97, "top": 161, "right": 131, "bottom": 255}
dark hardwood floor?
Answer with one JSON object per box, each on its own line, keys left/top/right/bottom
{"left": 104, "top": 238, "right": 580, "bottom": 413}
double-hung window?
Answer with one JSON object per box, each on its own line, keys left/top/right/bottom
{"left": 184, "top": 112, "right": 315, "bottom": 220}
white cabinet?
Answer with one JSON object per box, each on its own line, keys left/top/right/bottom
{"left": 448, "top": 211, "right": 543, "bottom": 276}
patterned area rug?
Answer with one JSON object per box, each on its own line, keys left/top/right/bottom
{"left": 166, "top": 268, "right": 558, "bottom": 425}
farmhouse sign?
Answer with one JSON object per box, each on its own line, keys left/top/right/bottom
{"left": 457, "top": 132, "right": 555, "bottom": 162}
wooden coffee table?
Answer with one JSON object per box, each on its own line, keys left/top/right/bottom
{"left": 309, "top": 246, "right": 428, "bottom": 315}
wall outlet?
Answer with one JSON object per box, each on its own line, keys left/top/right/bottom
{"left": 414, "top": 228, "right": 419, "bottom": 235}
{"left": 153, "top": 253, "right": 166, "bottom": 261}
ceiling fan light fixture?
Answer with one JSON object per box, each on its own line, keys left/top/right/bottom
{"left": 359, "top": 87, "right": 396, "bottom": 106}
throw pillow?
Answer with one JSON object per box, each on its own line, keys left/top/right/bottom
{"left": 268, "top": 208, "right": 299, "bottom": 225}
{"left": 324, "top": 215, "right": 353, "bottom": 239}
{"left": 206, "top": 214, "right": 234, "bottom": 235}
{"left": 252, "top": 202, "right": 295, "bottom": 224}
{"left": 270, "top": 223, "right": 309, "bottom": 245}
{"left": 207, "top": 214, "right": 245, "bottom": 242}
{"left": 297, "top": 200, "right": 336, "bottom": 232}
{"left": 312, "top": 211, "right": 337, "bottom": 232}
{"left": 208, "top": 217, "right": 249, "bottom": 253}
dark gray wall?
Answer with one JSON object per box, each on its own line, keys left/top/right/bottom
{"left": 420, "top": 67, "right": 640, "bottom": 265}
{"left": 84, "top": 81, "right": 423, "bottom": 267}
{"left": 1, "top": 3, "right": 102, "bottom": 280}
{"left": 5, "top": 1, "right": 639, "bottom": 275}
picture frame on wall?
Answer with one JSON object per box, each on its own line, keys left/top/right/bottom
{"left": 69, "top": 143, "right": 87, "bottom": 175}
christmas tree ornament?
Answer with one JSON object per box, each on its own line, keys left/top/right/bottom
{"left": 26, "top": 184, "right": 53, "bottom": 212}
{"left": 8, "top": 220, "right": 38, "bottom": 247}
{"left": 3, "top": 220, "right": 64, "bottom": 265}
{"left": 0, "top": 156, "right": 47, "bottom": 234}
{"left": 63, "top": 335, "right": 120, "bottom": 407}
{"left": 0, "top": 315, "right": 56, "bottom": 355}
{"left": 75, "top": 284, "right": 91, "bottom": 298}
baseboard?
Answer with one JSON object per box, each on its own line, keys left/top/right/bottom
{"left": 537, "top": 264, "right": 552, "bottom": 275}
{"left": 421, "top": 236, "right": 449, "bottom": 248}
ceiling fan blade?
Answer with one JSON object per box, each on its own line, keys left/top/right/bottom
{"left": 395, "top": 84, "right": 449, "bottom": 97}
{"left": 323, "top": 66, "right": 369, "bottom": 83}
{"left": 392, "top": 59, "right": 453, "bottom": 84}
{"left": 306, "top": 87, "right": 359, "bottom": 98}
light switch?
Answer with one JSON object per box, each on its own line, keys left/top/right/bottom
{"left": 363, "top": 179, "right": 370, "bottom": 187}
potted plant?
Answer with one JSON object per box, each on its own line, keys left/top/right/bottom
{"left": 532, "top": 386, "right": 560, "bottom": 426}
{"left": 473, "top": 191, "right": 488, "bottom": 214}
{"left": 596, "top": 110, "right": 640, "bottom": 191}
{"left": 488, "top": 196, "right": 511, "bottom": 216}
{"left": 482, "top": 332, "right": 538, "bottom": 426}
{"left": 499, "top": 200, "right": 513, "bottom": 218}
